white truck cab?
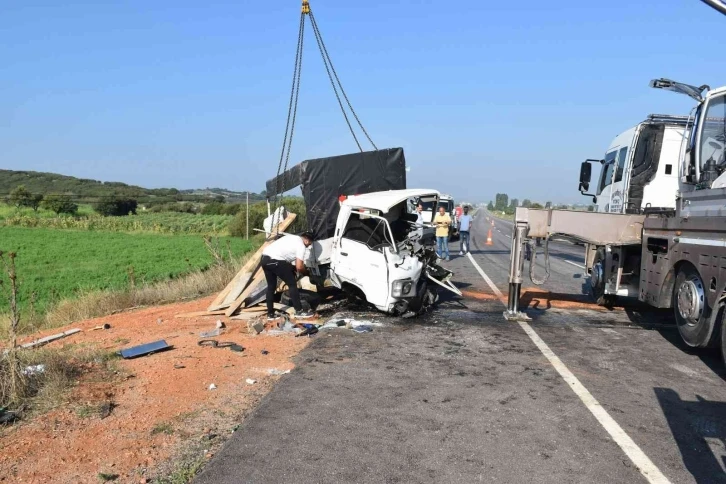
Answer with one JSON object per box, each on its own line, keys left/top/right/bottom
{"left": 328, "top": 189, "right": 460, "bottom": 315}
{"left": 581, "top": 115, "right": 688, "bottom": 214}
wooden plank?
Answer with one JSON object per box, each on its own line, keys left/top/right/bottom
{"left": 239, "top": 306, "right": 267, "bottom": 313}
{"left": 229, "top": 303, "right": 294, "bottom": 320}
{"left": 21, "top": 328, "right": 81, "bottom": 349}
{"left": 225, "top": 272, "right": 267, "bottom": 316}
{"left": 174, "top": 310, "right": 226, "bottom": 319}
{"left": 207, "top": 213, "right": 297, "bottom": 311}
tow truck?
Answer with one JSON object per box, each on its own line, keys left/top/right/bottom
{"left": 505, "top": 78, "right": 726, "bottom": 367}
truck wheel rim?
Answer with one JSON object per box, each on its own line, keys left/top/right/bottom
{"left": 677, "top": 276, "right": 705, "bottom": 325}
{"left": 591, "top": 262, "right": 604, "bottom": 292}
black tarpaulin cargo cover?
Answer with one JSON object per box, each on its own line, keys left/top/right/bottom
{"left": 266, "top": 147, "right": 406, "bottom": 239}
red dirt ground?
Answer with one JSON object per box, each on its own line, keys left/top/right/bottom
{"left": 0, "top": 296, "right": 310, "bottom": 483}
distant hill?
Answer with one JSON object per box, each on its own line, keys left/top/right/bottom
{"left": 0, "top": 169, "right": 265, "bottom": 204}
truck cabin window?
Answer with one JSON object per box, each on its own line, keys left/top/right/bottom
{"left": 597, "top": 150, "right": 618, "bottom": 194}
{"left": 700, "top": 95, "right": 726, "bottom": 171}
{"left": 613, "top": 146, "right": 628, "bottom": 183}
{"left": 342, "top": 213, "right": 393, "bottom": 250}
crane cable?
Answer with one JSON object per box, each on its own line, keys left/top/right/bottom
{"left": 271, "top": 0, "right": 377, "bottom": 235}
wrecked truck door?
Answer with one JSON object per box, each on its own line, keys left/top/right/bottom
{"left": 330, "top": 210, "right": 394, "bottom": 311}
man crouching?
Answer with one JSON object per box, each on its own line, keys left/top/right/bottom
{"left": 261, "top": 231, "right": 315, "bottom": 320}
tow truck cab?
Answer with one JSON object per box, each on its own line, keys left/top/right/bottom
{"left": 580, "top": 115, "right": 688, "bottom": 214}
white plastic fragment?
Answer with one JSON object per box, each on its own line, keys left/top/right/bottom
{"left": 245, "top": 378, "right": 257, "bottom": 385}
{"left": 208, "top": 383, "right": 217, "bottom": 390}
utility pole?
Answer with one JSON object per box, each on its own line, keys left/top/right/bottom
{"left": 246, "top": 192, "right": 249, "bottom": 239}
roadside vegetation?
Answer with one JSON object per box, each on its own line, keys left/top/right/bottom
{"left": 486, "top": 193, "right": 595, "bottom": 216}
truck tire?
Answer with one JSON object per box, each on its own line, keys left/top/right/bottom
{"left": 590, "top": 248, "right": 615, "bottom": 306}
{"left": 673, "top": 265, "right": 719, "bottom": 348}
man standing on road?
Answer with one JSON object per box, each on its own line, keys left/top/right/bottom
{"left": 434, "top": 205, "right": 451, "bottom": 261}
{"left": 261, "top": 232, "right": 315, "bottom": 320}
{"left": 458, "top": 206, "right": 472, "bottom": 256}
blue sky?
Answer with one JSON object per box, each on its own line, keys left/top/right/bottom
{"left": 2, "top": 0, "right": 724, "bottom": 203}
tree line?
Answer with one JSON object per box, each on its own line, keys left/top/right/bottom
{"left": 486, "top": 193, "right": 592, "bottom": 214}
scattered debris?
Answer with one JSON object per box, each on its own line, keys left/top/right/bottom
{"left": 247, "top": 320, "right": 264, "bottom": 335}
{"left": 197, "top": 340, "right": 245, "bottom": 352}
{"left": 261, "top": 350, "right": 270, "bottom": 355}
{"left": 267, "top": 369, "right": 290, "bottom": 376}
{"left": 351, "top": 325, "right": 373, "bottom": 333}
{"left": 99, "top": 401, "right": 116, "bottom": 419}
{"left": 0, "top": 408, "right": 20, "bottom": 425}
{"left": 92, "top": 323, "right": 111, "bottom": 331}
{"left": 199, "top": 328, "right": 222, "bottom": 338}
{"left": 245, "top": 378, "right": 256, "bottom": 385}
{"left": 296, "top": 324, "right": 318, "bottom": 338}
{"left": 21, "top": 328, "right": 81, "bottom": 349}
{"left": 22, "top": 364, "right": 46, "bottom": 376}
{"left": 119, "top": 340, "right": 171, "bottom": 359}
{"left": 215, "top": 320, "right": 226, "bottom": 329}
{"left": 208, "top": 384, "right": 217, "bottom": 391}
{"left": 173, "top": 364, "right": 186, "bottom": 370}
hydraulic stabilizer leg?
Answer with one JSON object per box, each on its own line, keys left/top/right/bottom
{"left": 503, "top": 222, "right": 532, "bottom": 321}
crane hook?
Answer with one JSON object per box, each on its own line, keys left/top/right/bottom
{"left": 302, "top": 0, "right": 310, "bottom": 14}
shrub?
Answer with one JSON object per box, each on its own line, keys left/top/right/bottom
{"left": 41, "top": 195, "right": 78, "bottom": 215}
{"left": 93, "top": 198, "right": 138, "bottom": 216}
{"left": 201, "top": 202, "right": 223, "bottom": 215}
{"left": 7, "top": 186, "right": 43, "bottom": 211}
{"left": 220, "top": 203, "right": 242, "bottom": 216}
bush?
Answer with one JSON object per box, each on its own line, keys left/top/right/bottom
{"left": 93, "top": 198, "right": 138, "bottom": 216}
{"left": 201, "top": 202, "right": 224, "bottom": 215}
{"left": 221, "top": 203, "right": 242, "bottom": 216}
{"left": 148, "top": 202, "right": 198, "bottom": 214}
{"left": 229, "top": 197, "right": 307, "bottom": 237}
{"left": 41, "top": 195, "right": 78, "bottom": 215}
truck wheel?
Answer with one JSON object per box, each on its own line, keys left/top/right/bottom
{"left": 673, "top": 265, "right": 718, "bottom": 348}
{"left": 590, "top": 248, "right": 613, "bottom": 305}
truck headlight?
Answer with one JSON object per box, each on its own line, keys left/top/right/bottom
{"left": 392, "top": 279, "right": 414, "bottom": 297}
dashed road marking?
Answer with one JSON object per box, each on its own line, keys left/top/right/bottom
{"left": 465, "top": 252, "right": 671, "bottom": 484}
{"left": 564, "top": 260, "right": 586, "bottom": 270}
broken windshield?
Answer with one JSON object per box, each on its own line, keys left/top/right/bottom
{"left": 342, "top": 213, "right": 395, "bottom": 250}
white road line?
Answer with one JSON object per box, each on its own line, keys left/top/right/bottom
{"left": 466, "top": 253, "right": 504, "bottom": 301}
{"left": 563, "top": 260, "right": 586, "bottom": 270}
{"left": 464, "top": 253, "right": 671, "bottom": 484}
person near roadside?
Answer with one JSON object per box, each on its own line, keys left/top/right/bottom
{"left": 261, "top": 232, "right": 315, "bottom": 320}
{"left": 433, "top": 205, "right": 451, "bottom": 261}
{"left": 458, "top": 206, "right": 472, "bottom": 255}
{"left": 415, "top": 203, "right": 424, "bottom": 227}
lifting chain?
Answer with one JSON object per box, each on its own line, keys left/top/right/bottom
{"left": 271, "top": 0, "right": 377, "bottom": 234}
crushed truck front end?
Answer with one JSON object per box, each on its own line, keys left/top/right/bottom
{"left": 328, "top": 189, "right": 461, "bottom": 316}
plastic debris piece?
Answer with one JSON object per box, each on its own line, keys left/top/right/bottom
{"left": 245, "top": 378, "right": 256, "bottom": 385}
{"left": 209, "top": 383, "right": 217, "bottom": 390}
{"left": 199, "top": 328, "right": 222, "bottom": 338}
{"left": 261, "top": 350, "right": 270, "bottom": 355}
{"left": 216, "top": 320, "right": 226, "bottom": 329}
{"left": 229, "top": 344, "right": 244, "bottom": 352}
{"left": 120, "top": 340, "right": 171, "bottom": 359}
{"left": 352, "top": 325, "right": 373, "bottom": 333}
{"left": 268, "top": 369, "right": 291, "bottom": 376}
{"left": 22, "top": 364, "right": 45, "bottom": 376}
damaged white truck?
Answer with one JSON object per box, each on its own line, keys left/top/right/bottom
{"left": 265, "top": 148, "right": 461, "bottom": 316}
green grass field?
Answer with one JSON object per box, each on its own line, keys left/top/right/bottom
{"left": 0, "top": 226, "right": 253, "bottom": 315}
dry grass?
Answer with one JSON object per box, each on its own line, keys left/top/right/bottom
{"left": 0, "top": 345, "right": 120, "bottom": 414}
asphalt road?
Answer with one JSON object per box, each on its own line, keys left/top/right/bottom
{"left": 196, "top": 209, "right": 726, "bottom": 484}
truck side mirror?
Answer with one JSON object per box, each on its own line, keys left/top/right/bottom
{"left": 579, "top": 161, "right": 592, "bottom": 190}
